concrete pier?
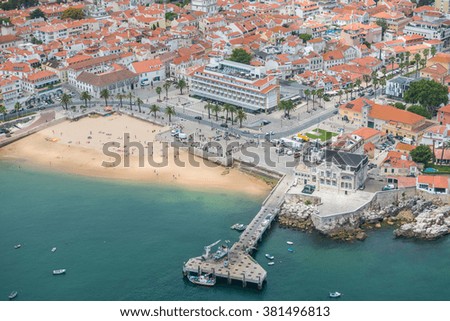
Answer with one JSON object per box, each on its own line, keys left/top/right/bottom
{"left": 183, "top": 174, "right": 291, "bottom": 289}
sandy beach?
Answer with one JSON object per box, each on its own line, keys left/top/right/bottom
{"left": 0, "top": 114, "right": 270, "bottom": 196}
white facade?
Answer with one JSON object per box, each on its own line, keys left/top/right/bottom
{"left": 189, "top": 60, "right": 279, "bottom": 112}
{"left": 191, "top": 0, "right": 218, "bottom": 15}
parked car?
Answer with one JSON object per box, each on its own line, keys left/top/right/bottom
{"left": 220, "top": 123, "right": 228, "bottom": 128}
{"left": 382, "top": 184, "right": 396, "bottom": 191}
{"left": 302, "top": 184, "right": 316, "bottom": 194}
{"left": 194, "top": 116, "right": 202, "bottom": 120}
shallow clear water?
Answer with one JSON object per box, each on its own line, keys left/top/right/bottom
{"left": 0, "top": 162, "right": 449, "bottom": 301}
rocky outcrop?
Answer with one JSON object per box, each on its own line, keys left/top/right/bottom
{"left": 278, "top": 199, "right": 318, "bottom": 231}
{"left": 394, "top": 205, "right": 450, "bottom": 240}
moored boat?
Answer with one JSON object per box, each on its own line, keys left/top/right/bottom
{"left": 286, "top": 241, "right": 294, "bottom": 245}
{"left": 8, "top": 291, "right": 18, "bottom": 300}
{"left": 231, "top": 223, "right": 247, "bottom": 231}
{"left": 14, "top": 244, "right": 21, "bottom": 249}
{"left": 329, "top": 292, "right": 342, "bottom": 298}
{"left": 288, "top": 248, "right": 294, "bottom": 252}
{"left": 188, "top": 274, "right": 216, "bottom": 286}
{"left": 265, "top": 253, "right": 274, "bottom": 260}
{"left": 213, "top": 245, "right": 228, "bottom": 260}
{"left": 267, "top": 262, "right": 275, "bottom": 266}
{"left": 53, "top": 269, "right": 66, "bottom": 275}
{"left": 51, "top": 247, "right": 57, "bottom": 252}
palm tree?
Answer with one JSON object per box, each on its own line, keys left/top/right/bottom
{"left": 0, "top": 104, "right": 7, "bottom": 122}
{"left": 228, "top": 105, "right": 237, "bottom": 125}
{"left": 204, "top": 103, "right": 213, "bottom": 119}
{"left": 439, "top": 141, "right": 450, "bottom": 164}
{"left": 100, "top": 89, "right": 109, "bottom": 107}
{"left": 278, "top": 100, "right": 295, "bottom": 118}
{"left": 155, "top": 86, "right": 162, "bottom": 100}
{"left": 337, "top": 90, "right": 343, "bottom": 103}
{"left": 363, "top": 74, "right": 371, "bottom": 89}
{"left": 174, "top": 78, "right": 187, "bottom": 95}
{"left": 60, "top": 93, "right": 71, "bottom": 110}
{"left": 14, "top": 102, "right": 21, "bottom": 119}
{"left": 423, "top": 48, "right": 430, "bottom": 61}
{"left": 373, "top": 78, "right": 379, "bottom": 97}
{"left": 150, "top": 104, "right": 160, "bottom": 118}
{"left": 304, "top": 89, "right": 310, "bottom": 110}
{"left": 136, "top": 97, "right": 143, "bottom": 113}
{"left": 211, "top": 104, "right": 221, "bottom": 121}
{"left": 223, "top": 103, "right": 232, "bottom": 123}
{"left": 414, "top": 53, "right": 421, "bottom": 77}
{"left": 430, "top": 46, "right": 437, "bottom": 57}
{"left": 388, "top": 56, "right": 395, "bottom": 74}
{"left": 311, "top": 89, "right": 316, "bottom": 110}
{"left": 355, "top": 79, "right": 362, "bottom": 92}
{"left": 379, "top": 78, "right": 386, "bottom": 95}
{"left": 405, "top": 51, "right": 411, "bottom": 73}
{"left": 163, "top": 80, "right": 171, "bottom": 99}
{"left": 81, "top": 91, "right": 92, "bottom": 109}
{"left": 348, "top": 83, "right": 354, "bottom": 100}
{"left": 165, "top": 106, "right": 176, "bottom": 122}
{"left": 236, "top": 108, "right": 247, "bottom": 128}
{"left": 116, "top": 93, "right": 124, "bottom": 110}
{"left": 127, "top": 92, "right": 133, "bottom": 110}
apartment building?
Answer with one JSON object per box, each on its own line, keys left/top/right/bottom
{"left": 67, "top": 55, "right": 121, "bottom": 87}
{"left": 435, "top": 0, "right": 450, "bottom": 14}
{"left": 0, "top": 75, "right": 21, "bottom": 109}
{"left": 404, "top": 19, "right": 450, "bottom": 47}
{"left": 22, "top": 70, "right": 61, "bottom": 101}
{"left": 189, "top": 60, "right": 279, "bottom": 113}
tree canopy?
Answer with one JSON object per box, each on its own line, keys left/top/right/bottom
{"left": 298, "top": 33, "right": 312, "bottom": 43}
{"left": 410, "top": 145, "right": 434, "bottom": 166}
{"left": 404, "top": 79, "right": 448, "bottom": 112}
{"left": 0, "top": 0, "right": 37, "bottom": 10}
{"left": 61, "top": 8, "right": 85, "bottom": 20}
{"left": 229, "top": 48, "right": 252, "bottom": 65}
{"left": 407, "top": 105, "right": 432, "bottom": 119}
{"left": 29, "top": 8, "right": 45, "bottom": 20}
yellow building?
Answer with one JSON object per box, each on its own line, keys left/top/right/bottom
{"left": 435, "top": 0, "right": 450, "bottom": 14}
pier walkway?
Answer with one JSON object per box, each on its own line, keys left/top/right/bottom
{"left": 183, "top": 174, "right": 292, "bottom": 289}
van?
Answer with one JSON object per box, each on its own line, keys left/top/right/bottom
{"left": 178, "top": 133, "right": 187, "bottom": 140}
{"left": 141, "top": 79, "right": 150, "bottom": 86}
{"left": 401, "top": 137, "right": 413, "bottom": 145}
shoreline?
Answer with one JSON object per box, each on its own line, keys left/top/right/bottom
{"left": 0, "top": 115, "right": 271, "bottom": 197}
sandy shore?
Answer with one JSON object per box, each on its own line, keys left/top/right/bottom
{"left": 0, "top": 114, "right": 270, "bottom": 196}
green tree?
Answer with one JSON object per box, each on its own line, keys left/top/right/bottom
{"left": 211, "top": 104, "right": 221, "bottom": 121}
{"left": 29, "top": 8, "right": 45, "bottom": 19}
{"left": 363, "top": 74, "right": 371, "bottom": 88}
{"left": 316, "top": 88, "right": 324, "bottom": 108}
{"left": 414, "top": 53, "right": 421, "bottom": 77}
{"left": 304, "top": 89, "right": 310, "bottom": 109}
{"left": 410, "top": 145, "right": 434, "bottom": 166}
{"left": 204, "top": 103, "right": 213, "bottom": 119}
{"left": 155, "top": 86, "right": 162, "bottom": 100}
{"left": 163, "top": 80, "right": 171, "bottom": 99}
{"left": 60, "top": 93, "right": 71, "bottom": 110}
{"left": 439, "top": 141, "right": 450, "bottom": 164}
{"left": 278, "top": 100, "right": 294, "bottom": 118}
{"left": 235, "top": 108, "right": 247, "bottom": 128}
{"left": 430, "top": 46, "right": 437, "bottom": 57}
{"left": 61, "top": 8, "right": 85, "bottom": 20}
{"left": 174, "top": 78, "right": 187, "bottom": 95}
{"left": 393, "top": 102, "right": 406, "bottom": 110}
{"left": 405, "top": 51, "right": 411, "bottom": 73}
{"left": 229, "top": 48, "right": 252, "bottom": 65}
{"left": 298, "top": 33, "right": 312, "bottom": 43}
{"left": 404, "top": 79, "right": 448, "bottom": 112}
{"left": 136, "top": 97, "right": 143, "bottom": 113}
{"left": 100, "top": 89, "right": 110, "bottom": 107}
{"left": 81, "top": 91, "right": 92, "bottom": 109}
{"left": 14, "top": 102, "right": 21, "bottom": 119}
{"left": 228, "top": 105, "right": 237, "bottom": 125}
{"left": 150, "top": 104, "right": 160, "bottom": 118}
{"left": 127, "top": 92, "right": 133, "bottom": 110}
{"left": 423, "top": 48, "right": 430, "bottom": 60}
{"left": 223, "top": 103, "right": 232, "bottom": 123}
{"left": 165, "top": 106, "right": 176, "bottom": 122}
{"left": 115, "top": 93, "right": 124, "bottom": 110}
{"left": 165, "top": 12, "right": 177, "bottom": 21}
{"left": 0, "top": 105, "right": 7, "bottom": 122}
{"left": 376, "top": 19, "right": 388, "bottom": 40}
{"left": 407, "top": 105, "right": 432, "bottom": 119}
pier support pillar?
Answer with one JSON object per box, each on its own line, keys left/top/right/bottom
{"left": 242, "top": 274, "right": 246, "bottom": 288}
{"left": 257, "top": 276, "right": 262, "bottom": 290}
{"left": 227, "top": 271, "right": 231, "bottom": 284}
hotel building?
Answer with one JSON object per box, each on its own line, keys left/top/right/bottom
{"left": 189, "top": 60, "right": 280, "bottom": 113}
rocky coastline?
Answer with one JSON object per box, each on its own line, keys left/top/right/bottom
{"left": 278, "top": 196, "right": 449, "bottom": 241}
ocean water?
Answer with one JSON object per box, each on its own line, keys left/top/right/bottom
{"left": 0, "top": 162, "right": 449, "bottom": 301}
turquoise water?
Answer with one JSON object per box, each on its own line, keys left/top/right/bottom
{"left": 0, "top": 162, "right": 449, "bottom": 301}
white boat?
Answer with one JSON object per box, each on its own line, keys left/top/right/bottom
{"left": 265, "top": 253, "right": 274, "bottom": 260}
{"left": 288, "top": 248, "right": 294, "bottom": 253}
{"left": 213, "top": 245, "right": 228, "bottom": 260}
{"left": 286, "top": 241, "right": 294, "bottom": 245}
{"left": 329, "top": 292, "right": 342, "bottom": 298}
{"left": 14, "top": 244, "right": 21, "bottom": 249}
{"left": 188, "top": 274, "right": 216, "bottom": 286}
{"left": 231, "top": 223, "right": 247, "bottom": 231}
{"left": 8, "top": 291, "right": 17, "bottom": 300}
{"left": 51, "top": 247, "right": 57, "bottom": 252}
{"left": 267, "top": 262, "right": 275, "bottom": 266}
{"left": 53, "top": 269, "right": 66, "bottom": 275}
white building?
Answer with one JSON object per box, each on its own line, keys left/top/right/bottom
{"left": 191, "top": 0, "right": 218, "bottom": 15}
{"left": 130, "top": 58, "right": 166, "bottom": 86}
{"left": 189, "top": 60, "right": 280, "bottom": 113}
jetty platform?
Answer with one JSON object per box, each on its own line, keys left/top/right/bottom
{"left": 183, "top": 174, "right": 291, "bottom": 289}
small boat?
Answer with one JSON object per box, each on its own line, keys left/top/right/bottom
{"left": 188, "top": 274, "right": 216, "bottom": 286}
{"left": 329, "top": 292, "right": 342, "bottom": 298}
{"left": 288, "top": 248, "right": 294, "bottom": 253}
{"left": 267, "top": 261, "right": 275, "bottom": 266}
{"left": 8, "top": 291, "right": 18, "bottom": 300}
{"left": 265, "top": 253, "right": 274, "bottom": 260}
{"left": 231, "top": 223, "right": 247, "bottom": 231}
{"left": 14, "top": 244, "right": 21, "bottom": 249}
{"left": 286, "top": 241, "right": 294, "bottom": 245}
{"left": 53, "top": 269, "right": 66, "bottom": 275}
{"left": 51, "top": 247, "right": 57, "bottom": 252}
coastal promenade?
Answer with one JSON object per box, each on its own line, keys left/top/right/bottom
{"left": 183, "top": 174, "right": 292, "bottom": 289}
